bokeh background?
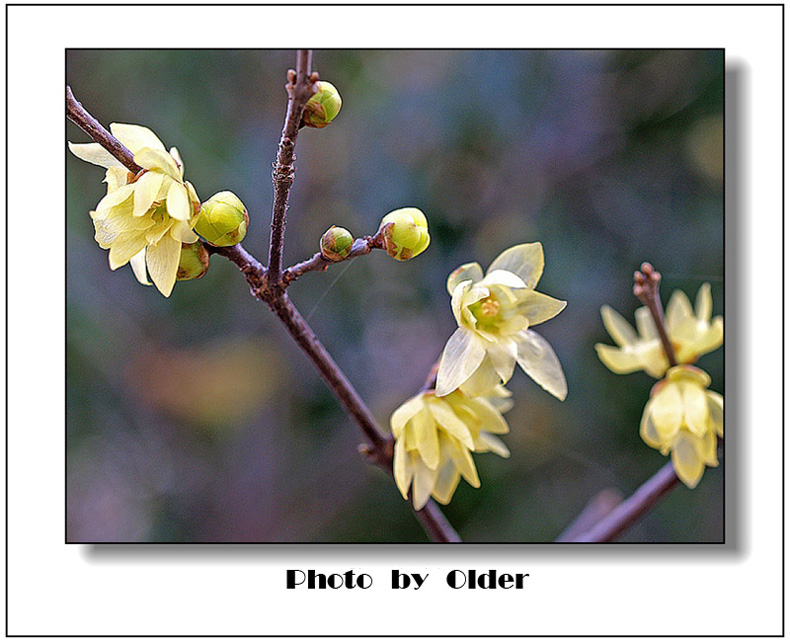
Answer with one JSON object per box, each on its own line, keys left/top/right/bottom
{"left": 66, "top": 50, "right": 724, "bottom": 542}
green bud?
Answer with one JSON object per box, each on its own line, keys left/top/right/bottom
{"left": 195, "top": 191, "right": 248, "bottom": 247}
{"left": 378, "top": 207, "right": 430, "bottom": 261}
{"left": 320, "top": 226, "right": 354, "bottom": 261}
{"left": 176, "top": 242, "right": 210, "bottom": 281}
{"left": 302, "top": 81, "right": 342, "bottom": 129}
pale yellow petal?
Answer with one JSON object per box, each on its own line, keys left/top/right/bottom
{"left": 145, "top": 234, "right": 181, "bottom": 297}
{"left": 699, "top": 428, "right": 718, "bottom": 467}
{"left": 427, "top": 399, "right": 474, "bottom": 449}
{"left": 390, "top": 394, "right": 425, "bottom": 439}
{"left": 665, "top": 290, "right": 693, "bottom": 332}
{"left": 515, "top": 330, "right": 567, "bottom": 400}
{"left": 457, "top": 357, "right": 502, "bottom": 396}
{"left": 133, "top": 171, "right": 164, "bottom": 218}
{"left": 412, "top": 459, "right": 439, "bottom": 510}
{"left": 68, "top": 141, "right": 126, "bottom": 169}
{"left": 145, "top": 219, "right": 174, "bottom": 245}
{"left": 450, "top": 280, "right": 473, "bottom": 327}
{"left": 104, "top": 167, "right": 131, "bottom": 191}
{"left": 95, "top": 183, "right": 135, "bottom": 215}
{"left": 639, "top": 407, "right": 663, "bottom": 450}
{"left": 166, "top": 181, "right": 190, "bottom": 221}
{"left": 169, "top": 146, "right": 185, "bottom": 178}
{"left": 600, "top": 305, "right": 638, "bottom": 346}
{"left": 680, "top": 381, "right": 709, "bottom": 437}
{"left": 671, "top": 431, "right": 705, "bottom": 489}
{"left": 447, "top": 262, "right": 483, "bottom": 295}
{"left": 650, "top": 383, "right": 683, "bottom": 442}
{"left": 635, "top": 306, "right": 658, "bottom": 340}
{"left": 107, "top": 232, "right": 148, "bottom": 270}
{"left": 474, "top": 432, "right": 510, "bottom": 458}
{"left": 436, "top": 328, "right": 486, "bottom": 396}
{"left": 482, "top": 269, "right": 528, "bottom": 290}
{"left": 129, "top": 248, "right": 151, "bottom": 285}
{"left": 393, "top": 438, "right": 412, "bottom": 500}
{"left": 110, "top": 123, "right": 166, "bottom": 154}
{"left": 487, "top": 242, "right": 544, "bottom": 289}
{"left": 447, "top": 441, "right": 480, "bottom": 487}
{"left": 517, "top": 290, "right": 567, "bottom": 327}
{"left": 464, "top": 397, "right": 509, "bottom": 435}
{"left": 134, "top": 147, "right": 181, "bottom": 181}
{"left": 707, "top": 391, "right": 724, "bottom": 437}
{"left": 485, "top": 340, "right": 518, "bottom": 384}
{"left": 170, "top": 221, "right": 199, "bottom": 244}
{"left": 695, "top": 283, "right": 713, "bottom": 323}
{"left": 431, "top": 464, "right": 462, "bottom": 505}
{"left": 412, "top": 408, "right": 440, "bottom": 470}
{"left": 595, "top": 343, "right": 645, "bottom": 374}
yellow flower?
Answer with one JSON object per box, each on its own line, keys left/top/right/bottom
{"left": 640, "top": 365, "right": 723, "bottom": 488}
{"left": 390, "top": 388, "right": 511, "bottom": 509}
{"left": 595, "top": 283, "right": 723, "bottom": 378}
{"left": 69, "top": 123, "right": 201, "bottom": 297}
{"left": 435, "top": 243, "right": 567, "bottom": 400}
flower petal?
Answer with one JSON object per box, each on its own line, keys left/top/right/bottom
{"left": 464, "top": 396, "right": 509, "bottom": 435}
{"left": 665, "top": 290, "right": 693, "bottom": 332}
{"left": 600, "top": 305, "right": 638, "bottom": 346}
{"left": 707, "top": 391, "right": 724, "bottom": 437}
{"left": 170, "top": 146, "right": 185, "bottom": 178}
{"left": 447, "top": 441, "right": 480, "bottom": 487}
{"left": 515, "top": 330, "right": 567, "bottom": 400}
{"left": 68, "top": 142, "right": 127, "bottom": 169}
{"left": 431, "top": 464, "right": 462, "bottom": 505}
{"left": 635, "top": 306, "right": 659, "bottom": 340}
{"left": 107, "top": 231, "right": 149, "bottom": 270}
{"left": 447, "top": 262, "right": 483, "bottom": 295}
{"left": 639, "top": 409, "right": 663, "bottom": 450}
{"left": 390, "top": 394, "right": 425, "bottom": 439}
{"left": 166, "top": 181, "right": 190, "bottom": 221}
{"left": 412, "top": 458, "right": 439, "bottom": 510}
{"left": 458, "top": 357, "right": 502, "bottom": 397}
{"left": 110, "top": 123, "right": 166, "bottom": 154}
{"left": 428, "top": 399, "right": 474, "bottom": 449}
{"left": 436, "top": 328, "right": 486, "bottom": 396}
{"left": 595, "top": 343, "right": 644, "bottom": 374}
{"left": 517, "top": 290, "right": 567, "bottom": 327}
{"left": 680, "top": 381, "right": 709, "bottom": 437}
{"left": 129, "top": 248, "right": 151, "bottom": 285}
{"left": 393, "top": 438, "right": 412, "bottom": 500}
{"left": 483, "top": 269, "right": 528, "bottom": 290}
{"left": 487, "top": 242, "right": 544, "bottom": 289}
{"left": 170, "top": 221, "right": 199, "bottom": 244}
{"left": 145, "top": 233, "right": 181, "bottom": 297}
{"left": 133, "top": 171, "right": 164, "bottom": 217}
{"left": 474, "top": 432, "right": 510, "bottom": 458}
{"left": 486, "top": 339, "right": 518, "bottom": 384}
{"left": 671, "top": 431, "right": 705, "bottom": 489}
{"left": 650, "top": 383, "right": 683, "bottom": 442}
{"left": 412, "top": 408, "right": 440, "bottom": 470}
{"left": 695, "top": 283, "right": 713, "bottom": 323}
{"left": 134, "top": 148, "right": 181, "bottom": 181}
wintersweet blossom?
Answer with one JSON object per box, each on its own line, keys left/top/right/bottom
{"left": 435, "top": 243, "right": 567, "bottom": 400}
{"left": 595, "top": 283, "right": 723, "bottom": 378}
{"left": 640, "top": 365, "right": 723, "bottom": 488}
{"left": 69, "top": 123, "right": 202, "bottom": 297}
{"left": 390, "top": 388, "right": 511, "bottom": 509}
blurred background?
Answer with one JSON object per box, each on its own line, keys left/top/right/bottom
{"left": 66, "top": 50, "right": 724, "bottom": 542}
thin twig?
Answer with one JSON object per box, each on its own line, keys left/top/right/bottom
{"left": 282, "top": 234, "right": 384, "bottom": 286}
{"left": 567, "top": 461, "right": 679, "bottom": 542}
{"left": 267, "top": 50, "right": 319, "bottom": 286}
{"left": 66, "top": 86, "right": 142, "bottom": 174}
{"left": 634, "top": 262, "right": 677, "bottom": 367}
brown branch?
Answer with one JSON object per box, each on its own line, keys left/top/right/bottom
{"left": 282, "top": 233, "right": 384, "bottom": 287}
{"left": 566, "top": 461, "right": 679, "bottom": 542}
{"left": 66, "top": 86, "right": 142, "bottom": 174}
{"left": 267, "top": 50, "right": 319, "bottom": 286}
{"left": 633, "top": 262, "right": 677, "bottom": 367}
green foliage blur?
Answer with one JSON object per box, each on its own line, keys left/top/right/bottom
{"left": 66, "top": 50, "right": 723, "bottom": 542}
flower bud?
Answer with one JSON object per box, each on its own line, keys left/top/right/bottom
{"left": 176, "top": 242, "right": 210, "bottom": 281}
{"left": 378, "top": 207, "right": 430, "bottom": 261}
{"left": 320, "top": 226, "right": 354, "bottom": 261}
{"left": 195, "top": 191, "right": 248, "bottom": 247}
{"left": 302, "top": 81, "right": 342, "bottom": 129}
